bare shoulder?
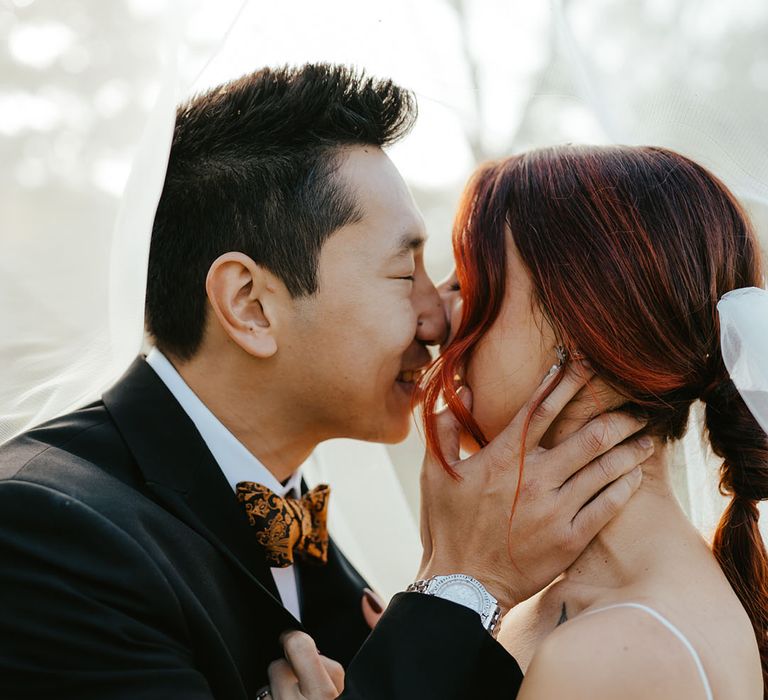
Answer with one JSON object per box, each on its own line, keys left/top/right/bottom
{"left": 516, "top": 605, "right": 708, "bottom": 700}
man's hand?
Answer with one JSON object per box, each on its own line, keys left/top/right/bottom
{"left": 263, "top": 631, "right": 344, "bottom": 700}
{"left": 418, "top": 361, "right": 652, "bottom": 613}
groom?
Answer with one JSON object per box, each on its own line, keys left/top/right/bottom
{"left": 0, "top": 64, "right": 648, "bottom": 699}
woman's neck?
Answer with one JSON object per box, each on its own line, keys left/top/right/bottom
{"left": 557, "top": 440, "right": 707, "bottom": 608}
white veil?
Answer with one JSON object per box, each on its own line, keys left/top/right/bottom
{"left": 2, "top": 0, "right": 766, "bottom": 597}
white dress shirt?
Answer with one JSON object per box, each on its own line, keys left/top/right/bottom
{"left": 146, "top": 348, "right": 303, "bottom": 621}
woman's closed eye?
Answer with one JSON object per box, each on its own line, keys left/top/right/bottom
{"left": 438, "top": 271, "right": 461, "bottom": 294}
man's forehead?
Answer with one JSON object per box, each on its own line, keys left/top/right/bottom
{"left": 336, "top": 146, "right": 428, "bottom": 252}
{"left": 340, "top": 147, "right": 415, "bottom": 210}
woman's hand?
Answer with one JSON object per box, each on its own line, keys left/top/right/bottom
{"left": 263, "top": 631, "right": 344, "bottom": 700}
{"left": 418, "top": 360, "right": 652, "bottom": 613}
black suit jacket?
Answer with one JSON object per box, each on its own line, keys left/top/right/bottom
{"left": 0, "top": 357, "right": 523, "bottom": 699}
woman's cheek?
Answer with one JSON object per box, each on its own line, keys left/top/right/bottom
{"left": 441, "top": 296, "right": 463, "bottom": 346}
{"left": 464, "top": 345, "right": 506, "bottom": 441}
{"left": 450, "top": 297, "right": 463, "bottom": 333}
{"left": 464, "top": 336, "right": 544, "bottom": 444}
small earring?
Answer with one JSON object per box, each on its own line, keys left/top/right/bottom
{"left": 545, "top": 345, "right": 568, "bottom": 380}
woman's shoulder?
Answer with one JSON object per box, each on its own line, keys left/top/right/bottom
{"left": 516, "top": 602, "right": 710, "bottom": 700}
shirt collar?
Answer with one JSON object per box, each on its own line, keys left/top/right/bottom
{"left": 146, "top": 348, "right": 302, "bottom": 498}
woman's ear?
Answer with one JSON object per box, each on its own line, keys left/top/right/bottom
{"left": 205, "top": 252, "right": 282, "bottom": 358}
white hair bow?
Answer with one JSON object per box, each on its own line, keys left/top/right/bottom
{"left": 717, "top": 287, "right": 768, "bottom": 435}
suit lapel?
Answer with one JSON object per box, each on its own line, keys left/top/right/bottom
{"left": 103, "top": 357, "right": 376, "bottom": 662}
{"left": 297, "top": 480, "right": 373, "bottom": 665}
{"left": 103, "top": 357, "right": 292, "bottom": 620}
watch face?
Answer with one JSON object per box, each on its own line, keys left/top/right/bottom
{"left": 432, "top": 578, "right": 486, "bottom": 613}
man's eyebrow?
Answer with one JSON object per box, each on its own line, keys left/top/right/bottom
{"left": 392, "top": 232, "right": 427, "bottom": 258}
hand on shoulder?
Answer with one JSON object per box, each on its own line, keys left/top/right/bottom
{"left": 517, "top": 605, "right": 707, "bottom": 700}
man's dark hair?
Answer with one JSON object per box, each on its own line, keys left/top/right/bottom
{"left": 145, "top": 63, "right": 417, "bottom": 360}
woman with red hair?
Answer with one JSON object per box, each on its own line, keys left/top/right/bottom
{"left": 423, "top": 145, "right": 767, "bottom": 699}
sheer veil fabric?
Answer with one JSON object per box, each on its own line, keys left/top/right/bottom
{"left": 1, "top": 0, "right": 766, "bottom": 597}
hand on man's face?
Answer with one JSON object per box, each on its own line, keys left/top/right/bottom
{"left": 417, "top": 361, "right": 652, "bottom": 613}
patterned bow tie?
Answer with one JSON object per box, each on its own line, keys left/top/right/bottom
{"left": 235, "top": 482, "right": 330, "bottom": 567}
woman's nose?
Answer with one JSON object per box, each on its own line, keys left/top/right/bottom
{"left": 414, "top": 275, "right": 449, "bottom": 346}
{"left": 436, "top": 272, "right": 462, "bottom": 346}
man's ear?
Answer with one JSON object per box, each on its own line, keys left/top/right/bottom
{"left": 205, "top": 252, "right": 283, "bottom": 358}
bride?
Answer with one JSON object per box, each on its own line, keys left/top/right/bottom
{"left": 424, "top": 144, "right": 766, "bottom": 699}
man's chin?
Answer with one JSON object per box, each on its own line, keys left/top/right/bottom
{"left": 364, "top": 404, "right": 413, "bottom": 445}
{"left": 367, "top": 414, "right": 412, "bottom": 445}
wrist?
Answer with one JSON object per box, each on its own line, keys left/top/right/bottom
{"left": 416, "top": 563, "right": 514, "bottom": 615}
{"left": 407, "top": 574, "right": 504, "bottom": 637}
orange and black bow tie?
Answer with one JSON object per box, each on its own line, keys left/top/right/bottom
{"left": 235, "top": 482, "right": 330, "bottom": 567}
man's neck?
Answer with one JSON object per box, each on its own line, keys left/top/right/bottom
{"left": 170, "top": 351, "right": 319, "bottom": 483}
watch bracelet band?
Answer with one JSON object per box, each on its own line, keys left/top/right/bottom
{"left": 486, "top": 604, "right": 503, "bottom": 638}
{"left": 406, "top": 578, "right": 431, "bottom": 594}
{"left": 406, "top": 578, "right": 502, "bottom": 638}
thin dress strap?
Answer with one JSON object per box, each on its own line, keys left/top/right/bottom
{"left": 581, "top": 602, "right": 714, "bottom": 700}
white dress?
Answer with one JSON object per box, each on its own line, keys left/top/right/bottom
{"left": 581, "top": 603, "right": 714, "bottom": 700}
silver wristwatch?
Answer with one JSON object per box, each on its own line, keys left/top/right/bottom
{"left": 406, "top": 574, "right": 502, "bottom": 638}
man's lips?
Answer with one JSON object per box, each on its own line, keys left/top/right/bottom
{"left": 397, "top": 344, "right": 433, "bottom": 386}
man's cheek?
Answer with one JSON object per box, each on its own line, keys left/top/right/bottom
{"left": 376, "top": 318, "right": 417, "bottom": 351}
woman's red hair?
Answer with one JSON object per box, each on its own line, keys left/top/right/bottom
{"left": 422, "top": 145, "right": 768, "bottom": 695}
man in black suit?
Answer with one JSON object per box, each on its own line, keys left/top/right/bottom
{"left": 0, "top": 64, "right": 648, "bottom": 699}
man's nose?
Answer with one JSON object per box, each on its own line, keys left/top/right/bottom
{"left": 414, "top": 276, "right": 449, "bottom": 346}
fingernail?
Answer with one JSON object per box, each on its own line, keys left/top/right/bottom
{"left": 632, "top": 466, "right": 643, "bottom": 479}
{"left": 543, "top": 364, "right": 560, "bottom": 381}
{"left": 363, "top": 588, "right": 383, "bottom": 614}
{"left": 638, "top": 436, "right": 653, "bottom": 449}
